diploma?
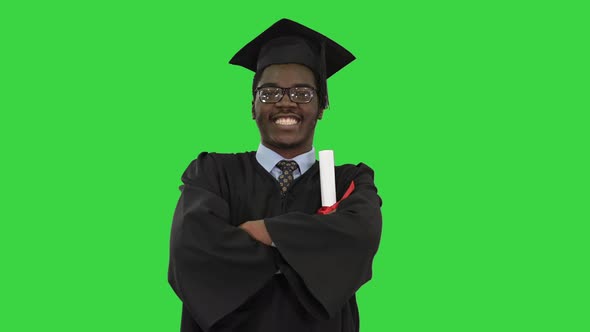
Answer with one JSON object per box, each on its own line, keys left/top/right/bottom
{"left": 319, "top": 150, "right": 337, "bottom": 207}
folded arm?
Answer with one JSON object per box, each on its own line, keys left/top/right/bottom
{"left": 264, "top": 163, "right": 383, "bottom": 319}
{"left": 168, "top": 154, "right": 277, "bottom": 329}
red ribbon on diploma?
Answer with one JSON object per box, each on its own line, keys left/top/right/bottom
{"left": 316, "top": 181, "right": 356, "bottom": 215}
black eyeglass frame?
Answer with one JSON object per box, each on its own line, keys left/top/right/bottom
{"left": 254, "top": 86, "right": 316, "bottom": 104}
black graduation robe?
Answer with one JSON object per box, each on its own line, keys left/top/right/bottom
{"left": 168, "top": 152, "right": 382, "bottom": 332}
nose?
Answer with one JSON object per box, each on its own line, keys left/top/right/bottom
{"left": 275, "top": 90, "right": 297, "bottom": 107}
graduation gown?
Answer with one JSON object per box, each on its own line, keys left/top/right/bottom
{"left": 168, "top": 152, "right": 382, "bottom": 332}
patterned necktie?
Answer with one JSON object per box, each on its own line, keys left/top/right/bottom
{"left": 276, "top": 160, "right": 299, "bottom": 196}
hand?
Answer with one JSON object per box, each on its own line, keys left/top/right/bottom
{"left": 239, "top": 220, "right": 273, "bottom": 246}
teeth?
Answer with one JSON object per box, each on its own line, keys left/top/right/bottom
{"left": 275, "top": 117, "right": 299, "bottom": 125}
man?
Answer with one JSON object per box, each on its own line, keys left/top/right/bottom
{"left": 169, "top": 18, "right": 382, "bottom": 332}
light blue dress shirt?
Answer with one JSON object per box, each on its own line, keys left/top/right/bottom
{"left": 255, "top": 143, "right": 316, "bottom": 180}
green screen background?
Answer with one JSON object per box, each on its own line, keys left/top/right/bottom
{"left": 1, "top": 1, "right": 588, "bottom": 331}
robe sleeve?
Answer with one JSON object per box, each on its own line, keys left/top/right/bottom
{"left": 168, "top": 152, "right": 277, "bottom": 330}
{"left": 264, "top": 163, "right": 382, "bottom": 319}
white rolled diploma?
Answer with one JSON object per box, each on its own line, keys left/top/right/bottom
{"left": 319, "top": 150, "right": 337, "bottom": 207}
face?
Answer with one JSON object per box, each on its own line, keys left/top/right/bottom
{"left": 253, "top": 63, "right": 323, "bottom": 158}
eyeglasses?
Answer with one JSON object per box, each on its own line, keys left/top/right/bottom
{"left": 255, "top": 86, "right": 316, "bottom": 104}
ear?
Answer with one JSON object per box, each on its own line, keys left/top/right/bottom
{"left": 317, "top": 109, "right": 324, "bottom": 120}
{"left": 251, "top": 100, "right": 256, "bottom": 119}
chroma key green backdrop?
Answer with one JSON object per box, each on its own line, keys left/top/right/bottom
{"left": 1, "top": 1, "right": 588, "bottom": 331}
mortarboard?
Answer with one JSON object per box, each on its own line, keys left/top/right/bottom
{"left": 229, "top": 18, "right": 355, "bottom": 108}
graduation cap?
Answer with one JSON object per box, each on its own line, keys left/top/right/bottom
{"left": 229, "top": 18, "right": 356, "bottom": 109}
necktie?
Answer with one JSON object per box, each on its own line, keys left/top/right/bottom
{"left": 276, "top": 160, "right": 299, "bottom": 196}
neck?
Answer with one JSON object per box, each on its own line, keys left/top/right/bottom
{"left": 263, "top": 143, "right": 312, "bottom": 159}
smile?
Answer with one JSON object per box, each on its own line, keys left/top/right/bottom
{"left": 274, "top": 116, "right": 300, "bottom": 126}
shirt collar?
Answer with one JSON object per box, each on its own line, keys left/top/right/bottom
{"left": 256, "top": 143, "right": 316, "bottom": 174}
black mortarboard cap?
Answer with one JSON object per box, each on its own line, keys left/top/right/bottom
{"left": 229, "top": 18, "right": 355, "bottom": 108}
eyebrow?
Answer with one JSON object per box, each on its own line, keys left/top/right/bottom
{"left": 258, "top": 83, "right": 316, "bottom": 89}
